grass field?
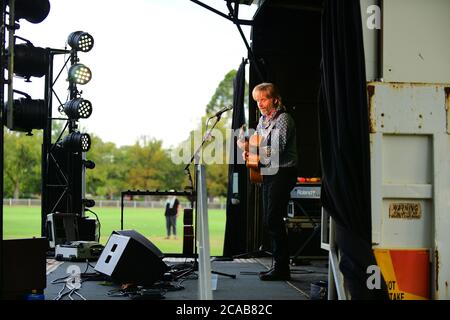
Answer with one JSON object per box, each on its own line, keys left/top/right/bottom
{"left": 3, "top": 206, "right": 226, "bottom": 256}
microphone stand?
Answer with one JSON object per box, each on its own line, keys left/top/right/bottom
{"left": 179, "top": 113, "right": 236, "bottom": 280}
{"left": 184, "top": 112, "right": 223, "bottom": 172}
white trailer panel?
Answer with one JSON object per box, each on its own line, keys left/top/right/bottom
{"left": 369, "top": 82, "right": 450, "bottom": 299}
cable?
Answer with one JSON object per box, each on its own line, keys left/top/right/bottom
{"left": 54, "top": 283, "right": 68, "bottom": 300}
{"left": 85, "top": 208, "right": 101, "bottom": 242}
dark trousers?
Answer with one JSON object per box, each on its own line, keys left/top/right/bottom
{"left": 262, "top": 166, "right": 297, "bottom": 269}
{"left": 165, "top": 215, "right": 177, "bottom": 236}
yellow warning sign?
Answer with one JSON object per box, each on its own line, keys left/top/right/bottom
{"left": 374, "top": 249, "right": 429, "bottom": 300}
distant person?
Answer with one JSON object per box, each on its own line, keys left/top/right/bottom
{"left": 164, "top": 193, "right": 180, "bottom": 239}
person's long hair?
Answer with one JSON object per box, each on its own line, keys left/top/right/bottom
{"left": 252, "top": 82, "right": 286, "bottom": 111}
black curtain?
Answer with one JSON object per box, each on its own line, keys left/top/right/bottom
{"left": 319, "top": 0, "right": 388, "bottom": 299}
{"left": 223, "top": 59, "right": 248, "bottom": 257}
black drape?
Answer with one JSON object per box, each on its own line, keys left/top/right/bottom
{"left": 319, "top": 0, "right": 388, "bottom": 299}
{"left": 223, "top": 59, "right": 248, "bottom": 257}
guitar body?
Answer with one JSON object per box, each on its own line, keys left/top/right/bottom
{"left": 246, "top": 134, "right": 263, "bottom": 184}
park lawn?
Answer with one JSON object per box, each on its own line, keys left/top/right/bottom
{"left": 3, "top": 206, "right": 227, "bottom": 256}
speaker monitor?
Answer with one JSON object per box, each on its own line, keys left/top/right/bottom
{"left": 95, "top": 230, "right": 169, "bottom": 285}
{"left": 2, "top": 238, "right": 48, "bottom": 299}
{"left": 287, "top": 221, "right": 327, "bottom": 258}
{"left": 182, "top": 208, "right": 194, "bottom": 256}
{"left": 183, "top": 226, "right": 194, "bottom": 256}
{"left": 183, "top": 208, "right": 193, "bottom": 225}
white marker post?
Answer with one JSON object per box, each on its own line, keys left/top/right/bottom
{"left": 197, "top": 164, "right": 212, "bottom": 300}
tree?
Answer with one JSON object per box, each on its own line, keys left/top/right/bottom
{"left": 206, "top": 70, "right": 237, "bottom": 115}
{"left": 175, "top": 112, "right": 230, "bottom": 198}
{"left": 84, "top": 135, "right": 126, "bottom": 199}
{"left": 4, "top": 130, "right": 42, "bottom": 198}
{"left": 187, "top": 69, "right": 249, "bottom": 198}
{"left": 124, "top": 136, "right": 184, "bottom": 192}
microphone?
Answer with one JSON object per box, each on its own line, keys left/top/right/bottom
{"left": 212, "top": 105, "right": 233, "bottom": 118}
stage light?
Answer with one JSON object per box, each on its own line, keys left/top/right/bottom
{"left": 68, "top": 31, "right": 94, "bottom": 52}
{"left": 13, "top": 0, "right": 51, "bottom": 24}
{"left": 68, "top": 63, "right": 92, "bottom": 85}
{"left": 4, "top": 97, "right": 46, "bottom": 133}
{"left": 11, "top": 43, "right": 48, "bottom": 79}
{"left": 62, "top": 132, "right": 91, "bottom": 152}
{"left": 82, "top": 159, "right": 96, "bottom": 169}
{"left": 83, "top": 199, "right": 96, "bottom": 208}
{"left": 64, "top": 98, "right": 92, "bottom": 120}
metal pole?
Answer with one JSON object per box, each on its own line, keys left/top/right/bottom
{"left": 0, "top": 0, "right": 7, "bottom": 299}
{"left": 121, "top": 192, "right": 124, "bottom": 230}
{"left": 41, "top": 50, "right": 54, "bottom": 236}
{"left": 2, "top": 0, "right": 17, "bottom": 295}
{"left": 328, "top": 216, "right": 347, "bottom": 300}
{"left": 226, "top": 1, "right": 265, "bottom": 82}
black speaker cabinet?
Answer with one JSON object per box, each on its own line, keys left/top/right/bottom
{"left": 43, "top": 145, "right": 83, "bottom": 216}
{"left": 183, "top": 208, "right": 193, "bottom": 225}
{"left": 2, "top": 238, "right": 48, "bottom": 299}
{"left": 183, "top": 226, "right": 194, "bottom": 256}
{"left": 94, "top": 230, "right": 168, "bottom": 285}
{"left": 286, "top": 218, "right": 327, "bottom": 258}
{"left": 182, "top": 208, "right": 194, "bottom": 256}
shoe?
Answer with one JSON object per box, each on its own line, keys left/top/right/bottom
{"left": 259, "top": 268, "right": 291, "bottom": 281}
{"left": 258, "top": 267, "right": 274, "bottom": 277}
{"left": 164, "top": 236, "right": 170, "bottom": 239}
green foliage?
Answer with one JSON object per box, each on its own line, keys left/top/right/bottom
{"left": 202, "top": 69, "right": 248, "bottom": 197}
{"left": 4, "top": 130, "right": 42, "bottom": 198}
{"left": 85, "top": 135, "right": 185, "bottom": 198}
{"left": 125, "top": 136, "right": 184, "bottom": 191}
{"left": 85, "top": 135, "right": 127, "bottom": 199}
{"left": 206, "top": 70, "right": 237, "bottom": 115}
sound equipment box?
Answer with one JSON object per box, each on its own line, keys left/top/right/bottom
{"left": 286, "top": 217, "right": 327, "bottom": 258}
{"left": 94, "top": 230, "right": 169, "bottom": 286}
{"left": 46, "top": 213, "right": 99, "bottom": 248}
{"left": 2, "top": 238, "right": 48, "bottom": 299}
{"left": 183, "top": 208, "right": 194, "bottom": 255}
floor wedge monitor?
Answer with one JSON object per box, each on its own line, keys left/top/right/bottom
{"left": 95, "top": 230, "right": 168, "bottom": 285}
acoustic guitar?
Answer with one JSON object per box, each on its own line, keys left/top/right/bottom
{"left": 245, "top": 134, "right": 263, "bottom": 184}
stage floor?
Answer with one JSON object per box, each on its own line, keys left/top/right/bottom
{"left": 44, "top": 257, "right": 328, "bottom": 301}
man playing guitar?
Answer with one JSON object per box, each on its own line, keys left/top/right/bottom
{"left": 237, "top": 82, "right": 298, "bottom": 281}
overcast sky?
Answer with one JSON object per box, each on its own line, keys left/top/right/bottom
{"left": 13, "top": 0, "right": 256, "bottom": 148}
